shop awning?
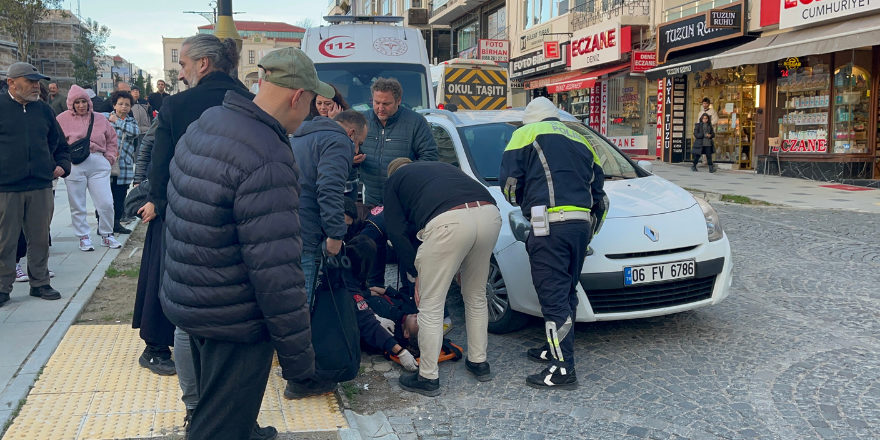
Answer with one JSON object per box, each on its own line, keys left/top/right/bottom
{"left": 713, "top": 15, "right": 880, "bottom": 69}
{"left": 545, "top": 62, "right": 631, "bottom": 94}
{"left": 644, "top": 41, "right": 754, "bottom": 81}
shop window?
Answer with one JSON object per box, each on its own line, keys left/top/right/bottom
{"left": 487, "top": 7, "right": 506, "bottom": 40}
{"left": 457, "top": 22, "right": 478, "bottom": 52}
{"left": 773, "top": 55, "right": 832, "bottom": 154}
{"left": 693, "top": 65, "right": 758, "bottom": 167}
{"left": 606, "top": 77, "right": 648, "bottom": 137}
{"left": 832, "top": 48, "right": 872, "bottom": 154}
{"left": 431, "top": 124, "right": 460, "bottom": 168}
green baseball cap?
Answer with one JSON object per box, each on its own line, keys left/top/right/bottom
{"left": 258, "top": 47, "right": 334, "bottom": 98}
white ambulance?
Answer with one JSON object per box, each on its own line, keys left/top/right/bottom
{"left": 302, "top": 18, "right": 435, "bottom": 112}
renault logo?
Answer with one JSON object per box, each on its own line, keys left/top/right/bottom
{"left": 644, "top": 226, "right": 659, "bottom": 242}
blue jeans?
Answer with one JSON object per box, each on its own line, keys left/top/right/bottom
{"left": 302, "top": 247, "right": 319, "bottom": 306}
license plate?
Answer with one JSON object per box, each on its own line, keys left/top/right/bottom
{"left": 624, "top": 260, "right": 695, "bottom": 286}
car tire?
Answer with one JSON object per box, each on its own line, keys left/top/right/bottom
{"left": 486, "top": 257, "right": 531, "bottom": 334}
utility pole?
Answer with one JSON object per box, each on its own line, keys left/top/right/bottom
{"left": 213, "top": 0, "right": 242, "bottom": 77}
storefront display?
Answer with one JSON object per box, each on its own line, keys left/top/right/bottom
{"left": 692, "top": 65, "right": 758, "bottom": 167}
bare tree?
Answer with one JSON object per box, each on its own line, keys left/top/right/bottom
{"left": 294, "top": 18, "right": 315, "bottom": 29}
{"left": 0, "top": 0, "right": 64, "bottom": 62}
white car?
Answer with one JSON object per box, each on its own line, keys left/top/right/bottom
{"left": 419, "top": 109, "right": 733, "bottom": 334}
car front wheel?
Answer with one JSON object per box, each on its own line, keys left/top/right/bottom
{"left": 486, "top": 257, "right": 530, "bottom": 334}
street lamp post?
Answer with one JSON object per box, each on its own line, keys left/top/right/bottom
{"left": 213, "top": 0, "right": 242, "bottom": 77}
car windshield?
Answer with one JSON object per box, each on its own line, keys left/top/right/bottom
{"left": 456, "top": 121, "right": 639, "bottom": 182}
{"left": 315, "top": 63, "right": 430, "bottom": 112}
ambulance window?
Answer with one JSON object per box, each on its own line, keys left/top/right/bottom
{"left": 431, "top": 124, "right": 460, "bottom": 168}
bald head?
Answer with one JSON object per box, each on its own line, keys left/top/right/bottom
{"left": 252, "top": 80, "right": 315, "bottom": 135}
{"left": 116, "top": 81, "right": 130, "bottom": 92}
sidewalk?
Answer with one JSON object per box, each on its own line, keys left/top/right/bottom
{"left": 651, "top": 162, "right": 880, "bottom": 213}
{"left": 0, "top": 180, "right": 130, "bottom": 428}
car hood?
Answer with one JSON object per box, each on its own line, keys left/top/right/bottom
{"left": 604, "top": 175, "right": 697, "bottom": 219}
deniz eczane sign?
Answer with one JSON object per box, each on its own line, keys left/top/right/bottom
{"left": 779, "top": 0, "right": 880, "bottom": 29}
{"left": 569, "top": 21, "right": 621, "bottom": 70}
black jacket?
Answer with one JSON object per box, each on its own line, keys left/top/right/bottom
{"left": 91, "top": 95, "right": 111, "bottom": 113}
{"left": 161, "top": 91, "right": 314, "bottom": 381}
{"left": 499, "top": 119, "right": 607, "bottom": 221}
{"left": 148, "top": 72, "right": 254, "bottom": 219}
{"left": 384, "top": 161, "right": 496, "bottom": 278}
{"left": 366, "top": 287, "right": 418, "bottom": 346}
{"left": 359, "top": 106, "right": 439, "bottom": 204}
{"left": 0, "top": 92, "right": 70, "bottom": 192}
{"left": 147, "top": 92, "right": 169, "bottom": 115}
{"left": 345, "top": 271, "right": 398, "bottom": 353}
{"left": 692, "top": 121, "right": 716, "bottom": 156}
{"left": 290, "top": 117, "right": 354, "bottom": 250}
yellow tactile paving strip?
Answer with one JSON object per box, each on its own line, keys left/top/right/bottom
{"left": 4, "top": 325, "right": 347, "bottom": 440}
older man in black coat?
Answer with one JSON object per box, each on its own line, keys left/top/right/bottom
{"left": 161, "top": 47, "right": 328, "bottom": 440}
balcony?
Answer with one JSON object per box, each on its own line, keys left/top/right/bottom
{"left": 570, "top": 0, "right": 650, "bottom": 32}
{"left": 662, "top": 0, "right": 735, "bottom": 21}
{"left": 326, "top": 0, "right": 351, "bottom": 16}
{"left": 428, "top": 0, "right": 489, "bottom": 26}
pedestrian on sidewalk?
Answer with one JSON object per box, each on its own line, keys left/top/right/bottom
{"left": 147, "top": 80, "right": 170, "bottom": 117}
{"left": 499, "top": 97, "right": 608, "bottom": 390}
{"left": 102, "top": 90, "right": 140, "bottom": 233}
{"left": 0, "top": 62, "right": 70, "bottom": 307}
{"left": 692, "top": 113, "right": 716, "bottom": 173}
{"left": 290, "top": 109, "right": 365, "bottom": 304}
{"left": 129, "top": 86, "right": 151, "bottom": 147}
{"left": 160, "top": 47, "right": 322, "bottom": 440}
{"left": 56, "top": 85, "right": 123, "bottom": 251}
{"left": 48, "top": 82, "right": 67, "bottom": 115}
{"left": 359, "top": 77, "right": 438, "bottom": 205}
{"left": 139, "top": 33, "right": 258, "bottom": 434}
{"left": 384, "top": 159, "right": 502, "bottom": 397}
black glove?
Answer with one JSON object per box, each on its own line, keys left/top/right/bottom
{"left": 591, "top": 197, "right": 608, "bottom": 236}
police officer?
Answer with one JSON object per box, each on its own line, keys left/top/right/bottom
{"left": 499, "top": 97, "right": 608, "bottom": 390}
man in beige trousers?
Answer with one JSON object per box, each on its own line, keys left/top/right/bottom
{"left": 383, "top": 158, "right": 502, "bottom": 397}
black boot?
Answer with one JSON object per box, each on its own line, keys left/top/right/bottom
{"left": 526, "top": 365, "right": 578, "bottom": 390}
{"left": 709, "top": 165, "right": 716, "bottom": 173}
{"left": 284, "top": 379, "right": 336, "bottom": 400}
{"left": 139, "top": 348, "right": 176, "bottom": 376}
{"left": 249, "top": 424, "right": 278, "bottom": 440}
{"left": 30, "top": 285, "right": 61, "bottom": 300}
{"left": 114, "top": 223, "right": 132, "bottom": 234}
{"left": 465, "top": 359, "right": 492, "bottom": 382}
{"left": 691, "top": 164, "right": 698, "bottom": 172}
{"left": 398, "top": 372, "right": 441, "bottom": 397}
{"left": 0, "top": 292, "right": 9, "bottom": 307}
{"left": 183, "top": 408, "right": 193, "bottom": 436}
{"left": 526, "top": 345, "right": 552, "bottom": 363}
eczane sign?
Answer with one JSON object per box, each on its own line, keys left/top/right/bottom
{"left": 779, "top": 0, "right": 880, "bottom": 29}
{"left": 570, "top": 21, "right": 622, "bottom": 70}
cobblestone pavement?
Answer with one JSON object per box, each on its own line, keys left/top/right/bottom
{"left": 377, "top": 205, "right": 880, "bottom": 440}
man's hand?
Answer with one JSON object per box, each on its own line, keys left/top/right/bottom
{"left": 375, "top": 314, "right": 395, "bottom": 334}
{"left": 53, "top": 166, "right": 64, "bottom": 178}
{"left": 369, "top": 286, "right": 386, "bottom": 296}
{"left": 353, "top": 153, "right": 366, "bottom": 164}
{"left": 325, "top": 238, "right": 343, "bottom": 256}
{"left": 397, "top": 349, "right": 419, "bottom": 371}
{"left": 138, "top": 201, "right": 156, "bottom": 223}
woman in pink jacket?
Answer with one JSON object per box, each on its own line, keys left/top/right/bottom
{"left": 56, "top": 85, "right": 122, "bottom": 251}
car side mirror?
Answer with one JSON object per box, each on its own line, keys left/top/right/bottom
{"left": 637, "top": 160, "right": 653, "bottom": 174}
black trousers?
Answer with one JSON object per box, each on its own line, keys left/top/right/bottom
{"left": 110, "top": 176, "right": 129, "bottom": 225}
{"left": 188, "top": 336, "right": 274, "bottom": 440}
{"left": 692, "top": 153, "right": 714, "bottom": 166}
{"left": 526, "top": 220, "right": 592, "bottom": 369}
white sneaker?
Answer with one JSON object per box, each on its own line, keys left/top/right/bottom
{"left": 49, "top": 271, "right": 55, "bottom": 278}
{"left": 102, "top": 235, "right": 122, "bottom": 249}
{"left": 15, "top": 263, "right": 28, "bottom": 282}
{"left": 79, "top": 236, "right": 95, "bottom": 252}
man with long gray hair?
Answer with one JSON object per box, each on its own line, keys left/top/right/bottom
{"left": 136, "top": 33, "right": 265, "bottom": 438}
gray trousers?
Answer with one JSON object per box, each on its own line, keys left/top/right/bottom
{"left": 175, "top": 327, "right": 199, "bottom": 409}
{"left": 0, "top": 189, "right": 54, "bottom": 294}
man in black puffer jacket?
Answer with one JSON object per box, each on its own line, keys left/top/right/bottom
{"left": 161, "top": 48, "right": 332, "bottom": 440}
{"left": 359, "top": 77, "right": 438, "bottom": 204}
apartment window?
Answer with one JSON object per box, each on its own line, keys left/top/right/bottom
{"left": 249, "top": 50, "right": 255, "bottom": 64}
{"left": 391, "top": 0, "right": 397, "bottom": 14}
{"left": 382, "top": 0, "right": 389, "bottom": 15}
{"left": 523, "top": 0, "right": 567, "bottom": 29}
{"left": 171, "top": 49, "right": 178, "bottom": 63}
{"left": 487, "top": 7, "right": 506, "bottom": 40}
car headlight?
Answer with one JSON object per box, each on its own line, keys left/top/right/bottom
{"left": 695, "top": 197, "right": 723, "bottom": 242}
{"left": 509, "top": 210, "right": 531, "bottom": 242}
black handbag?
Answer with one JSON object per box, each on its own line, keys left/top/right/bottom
{"left": 310, "top": 260, "right": 361, "bottom": 384}
{"left": 69, "top": 114, "right": 94, "bottom": 165}
{"left": 124, "top": 179, "right": 150, "bottom": 219}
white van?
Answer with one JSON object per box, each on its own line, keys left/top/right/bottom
{"left": 302, "top": 21, "right": 435, "bottom": 112}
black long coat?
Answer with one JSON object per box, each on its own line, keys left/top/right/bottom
{"left": 692, "top": 121, "right": 716, "bottom": 156}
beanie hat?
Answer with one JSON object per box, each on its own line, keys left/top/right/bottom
{"left": 523, "top": 97, "right": 560, "bottom": 125}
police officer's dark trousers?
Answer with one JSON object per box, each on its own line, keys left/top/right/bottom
{"left": 525, "top": 220, "right": 592, "bottom": 369}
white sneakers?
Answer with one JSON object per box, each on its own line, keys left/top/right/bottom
{"left": 102, "top": 235, "right": 122, "bottom": 249}
{"left": 80, "top": 236, "right": 95, "bottom": 252}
